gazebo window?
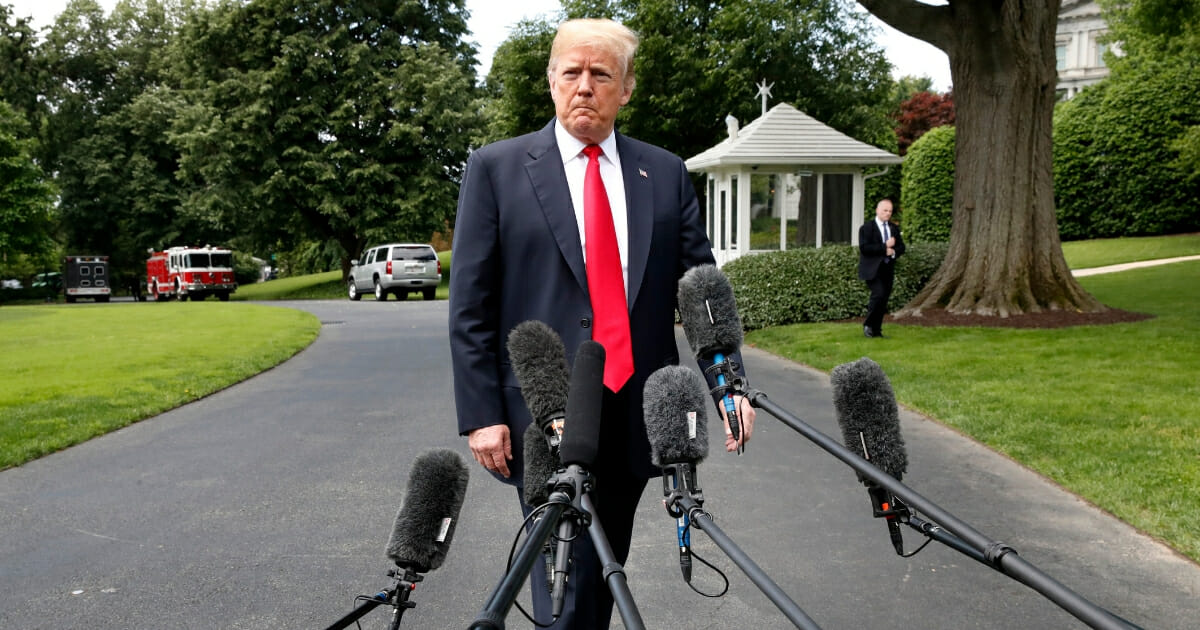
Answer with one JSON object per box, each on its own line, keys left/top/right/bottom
{"left": 821, "top": 174, "right": 854, "bottom": 245}
{"left": 749, "top": 173, "right": 781, "bottom": 250}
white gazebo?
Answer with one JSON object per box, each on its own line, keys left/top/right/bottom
{"left": 685, "top": 102, "right": 903, "bottom": 266}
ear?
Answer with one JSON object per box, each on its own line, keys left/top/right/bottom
{"left": 619, "top": 83, "right": 633, "bottom": 106}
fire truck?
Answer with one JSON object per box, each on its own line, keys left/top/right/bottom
{"left": 64, "top": 255, "right": 111, "bottom": 303}
{"left": 146, "top": 245, "right": 238, "bottom": 302}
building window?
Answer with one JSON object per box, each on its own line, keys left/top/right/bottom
{"left": 1096, "top": 42, "right": 1108, "bottom": 68}
{"left": 1055, "top": 43, "right": 1067, "bottom": 71}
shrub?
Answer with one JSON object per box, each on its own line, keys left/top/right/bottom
{"left": 900, "top": 125, "right": 955, "bottom": 243}
{"left": 723, "top": 242, "right": 948, "bottom": 330}
{"left": 1053, "top": 56, "right": 1200, "bottom": 239}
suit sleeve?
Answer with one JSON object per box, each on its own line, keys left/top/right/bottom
{"left": 448, "top": 151, "right": 506, "bottom": 436}
{"left": 893, "top": 225, "right": 906, "bottom": 258}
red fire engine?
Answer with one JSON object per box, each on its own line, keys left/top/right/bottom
{"left": 146, "top": 245, "right": 238, "bottom": 301}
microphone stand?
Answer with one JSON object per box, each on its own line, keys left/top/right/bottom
{"left": 469, "top": 466, "right": 645, "bottom": 630}
{"left": 661, "top": 463, "right": 822, "bottom": 630}
{"left": 742, "top": 387, "right": 1141, "bottom": 630}
{"left": 323, "top": 566, "right": 421, "bottom": 630}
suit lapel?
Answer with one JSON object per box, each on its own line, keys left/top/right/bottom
{"left": 524, "top": 123, "right": 588, "bottom": 294}
{"left": 617, "top": 133, "right": 652, "bottom": 311}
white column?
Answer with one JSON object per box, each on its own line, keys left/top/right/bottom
{"left": 815, "top": 174, "right": 825, "bottom": 248}
{"left": 851, "top": 172, "right": 865, "bottom": 246}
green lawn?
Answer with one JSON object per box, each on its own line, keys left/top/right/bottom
{"left": 746, "top": 260, "right": 1200, "bottom": 562}
{"left": 0, "top": 303, "right": 320, "bottom": 469}
{"left": 1062, "top": 232, "right": 1200, "bottom": 269}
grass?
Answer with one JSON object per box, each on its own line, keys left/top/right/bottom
{"left": 0, "top": 302, "right": 320, "bottom": 469}
{"left": 745, "top": 260, "right": 1200, "bottom": 562}
{"left": 1062, "top": 232, "right": 1200, "bottom": 269}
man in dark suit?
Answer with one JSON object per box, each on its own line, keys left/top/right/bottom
{"left": 858, "top": 198, "right": 906, "bottom": 338}
{"left": 449, "top": 18, "right": 754, "bottom": 630}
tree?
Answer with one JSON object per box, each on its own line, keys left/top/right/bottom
{"left": 0, "top": 3, "right": 47, "bottom": 123}
{"left": 859, "top": 0, "right": 1103, "bottom": 317}
{"left": 0, "top": 100, "right": 56, "bottom": 263}
{"left": 893, "top": 90, "right": 954, "bottom": 155}
{"left": 174, "top": 0, "right": 482, "bottom": 277}
{"left": 40, "top": 0, "right": 192, "bottom": 290}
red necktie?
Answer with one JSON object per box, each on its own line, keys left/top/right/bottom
{"left": 583, "top": 145, "right": 633, "bottom": 392}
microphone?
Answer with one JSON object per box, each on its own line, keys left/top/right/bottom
{"left": 560, "top": 340, "right": 606, "bottom": 468}
{"left": 549, "top": 340, "right": 606, "bottom": 618}
{"left": 384, "top": 448, "right": 470, "bottom": 573}
{"left": 830, "top": 357, "right": 909, "bottom": 554}
{"left": 677, "top": 264, "right": 745, "bottom": 451}
{"left": 643, "top": 365, "right": 710, "bottom": 582}
{"left": 508, "top": 320, "right": 570, "bottom": 451}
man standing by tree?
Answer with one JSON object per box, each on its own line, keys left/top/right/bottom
{"left": 859, "top": 198, "right": 905, "bottom": 338}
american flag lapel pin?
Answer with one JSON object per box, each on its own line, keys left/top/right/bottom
{"left": 638, "top": 168, "right": 648, "bottom": 179}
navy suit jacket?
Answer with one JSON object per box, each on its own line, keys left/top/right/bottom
{"left": 858, "top": 219, "right": 906, "bottom": 281}
{"left": 448, "top": 122, "right": 716, "bottom": 486}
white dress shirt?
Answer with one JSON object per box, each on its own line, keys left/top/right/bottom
{"left": 555, "top": 120, "right": 630, "bottom": 294}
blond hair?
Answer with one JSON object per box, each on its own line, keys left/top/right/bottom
{"left": 547, "top": 18, "right": 639, "bottom": 91}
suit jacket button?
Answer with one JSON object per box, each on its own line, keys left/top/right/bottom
{"left": 580, "top": 318, "right": 591, "bottom": 328}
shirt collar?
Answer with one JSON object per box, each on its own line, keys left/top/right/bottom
{"left": 554, "top": 119, "right": 619, "bottom": 165}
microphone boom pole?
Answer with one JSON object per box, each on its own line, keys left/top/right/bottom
{"left": 747, "top": 389, "right": 1138, "bottom": 630}
{"left": 664, "top": 463, "right": 821, "bottom": 630}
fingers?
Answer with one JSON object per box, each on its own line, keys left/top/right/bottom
{"left": 467, "top": 425, "right": 512, "bottom": 478}
{"left": 723, "top": 396, "right": 756, "bottom": 452}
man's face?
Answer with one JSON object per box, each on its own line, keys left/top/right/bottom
{"left": 549, "top": 45, "right": 632, "bottom": 145}
{"left": 875, "top": 201, "right": 894, "bottom": 223}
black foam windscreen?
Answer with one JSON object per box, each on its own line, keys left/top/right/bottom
{"left": 523, "top": 422, "right": 560, "bottom": 506}
{"left": 830, "top": 357, "right": 908, "bottom": 482}
{"left": 560, "top": 340, "right": 606, "bottom": 467}
{"left": 384, "top": 448, "right": 470, "bottom": 572}
{"left": 643, "top": 365, "right": 710, "bottom": 467}
{"left": 507, "top": 320, "right": 570, "bottom": 430}
{"left": 677, "top": 264, "right": 744, "bottom": 359}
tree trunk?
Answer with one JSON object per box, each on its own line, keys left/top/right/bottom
{"left": 860, "top": 0, "right": 1104, "bottom": 317}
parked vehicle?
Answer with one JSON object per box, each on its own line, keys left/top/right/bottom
{"left": 348, "top": 243, "right": 441, "bottom": 301}
{"left": 146, "top": 245, "right": 238, "bottom": 301}
{"left": 64, "top": 256, "right": 111, "bottom": 303}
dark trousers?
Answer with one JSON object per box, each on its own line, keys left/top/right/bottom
{"left": 864, "top": 259, "right": 896, "bottom": 334}
{"left": 518, "top": 387, "right": 651, "bottom": 630}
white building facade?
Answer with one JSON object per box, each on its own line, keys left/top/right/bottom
{"left": 1057, "top": 1, "right": 1112, "bottom": 99}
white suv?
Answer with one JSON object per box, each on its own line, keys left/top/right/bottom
{"left": 348, "top": 243, "right": 441, "bottom": 301}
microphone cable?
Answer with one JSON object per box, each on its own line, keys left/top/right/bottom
{"left": 671, "top": 504, "right": 730, "bottom": 599}
{"left": 503, "top": 500, "right": 587, "bottom": 628}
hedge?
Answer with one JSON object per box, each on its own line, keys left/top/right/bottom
{"left": 900, "top": 125, "right": 955, "bottom": 243}
{"left": 722, "top": 242, "right": 948, "bottom": 330}
{"left": 1053, "top": 56, "right": 1200, "bottom": 239}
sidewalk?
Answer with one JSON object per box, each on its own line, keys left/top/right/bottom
{"left": 1072, "top": 254, "right": 1200, "bottom": 276}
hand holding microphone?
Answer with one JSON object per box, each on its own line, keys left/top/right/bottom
{"left": 677, "top": 264, "right": 754, "bottom": 453}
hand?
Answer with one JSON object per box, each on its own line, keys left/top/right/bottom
{"left": 885, "top": 236, "right": 896, "bottom": 248}
{"left": 886, "top": 247, "right": 895, "bottom": 257}
{"left": 468, "top": 424, "right": 512, "bottom": 478}
{"left": 724, "top": 395, "right": 756, "bottom": 452}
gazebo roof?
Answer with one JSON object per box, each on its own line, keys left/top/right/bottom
{"left": 685, "top": 102, "right": 902, "bottom": 171}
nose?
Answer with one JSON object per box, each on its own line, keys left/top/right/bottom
{"left": 577, "top": 71, "right": 594, "bottom": 95}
